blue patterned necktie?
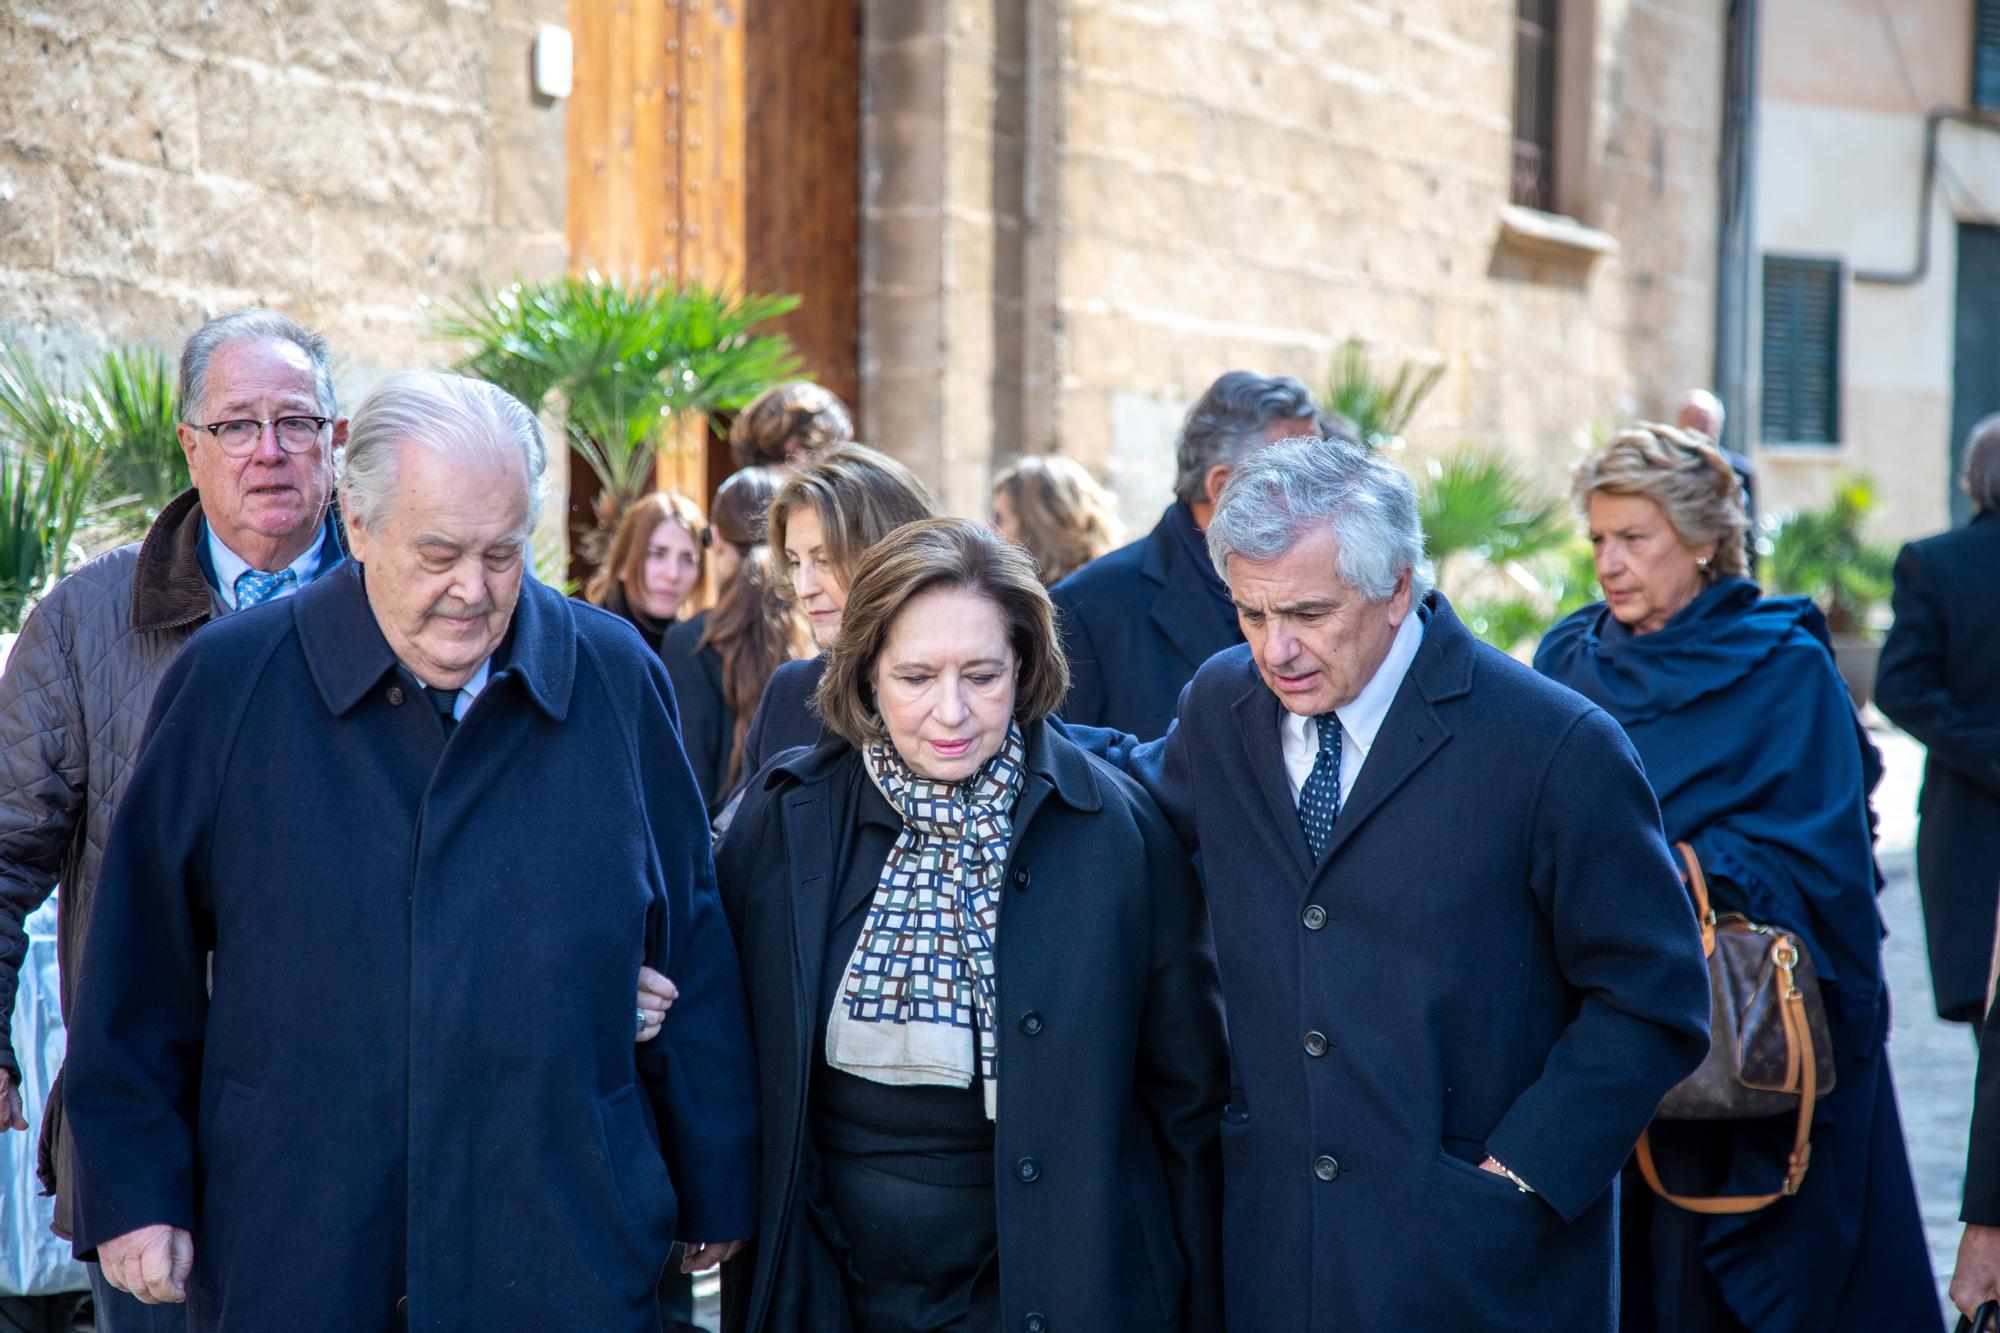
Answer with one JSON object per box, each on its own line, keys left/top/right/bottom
{"left": 233, "top": 567, "right": 297, "bottom": 608}
{"left": 1297, "top": 713, "right": 1343, "bottom": 859}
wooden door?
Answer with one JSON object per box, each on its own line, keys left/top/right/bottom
{"left": 566, "top": 0, "right": 861, "bottom": 522}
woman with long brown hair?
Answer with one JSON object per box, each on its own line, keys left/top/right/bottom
{"left": 585, "top": 490, "right": 707, "bottom": 652}
{"left": 989, "top": 454, "right": 1123, "bottom": 585}
{"left": 661, "top": 467, "right": 809, "bottom": 812}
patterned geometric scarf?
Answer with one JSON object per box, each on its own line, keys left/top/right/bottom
{"left": 827, "top": 725, "right": 1027, "bottom": 1119}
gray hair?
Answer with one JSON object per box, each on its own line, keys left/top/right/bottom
{"left": 337, "top": 370, "right": 549, "bottom": 535}
{"left": 1965, "top": 413, "right": 2000, "bottom": 515}
{"left": 178, "top": 308, "right": 337, "bottom": 422}
{"left": 1174, "top": 370, "right": 1356, "bottom": 505}
{"left": 1206, "top": 434, "right": 1435, "bottom": 602}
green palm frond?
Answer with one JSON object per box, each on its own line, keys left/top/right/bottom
{"left": 0, "top": 345, "right": 103, "bottom": 628}
{"left": 86, "top": 346, "right": 187, "bottom": 523}
{"left": 431, "top": 272, "right": 802, "bottom": 513}
{"left": 1764, "top": 476, "right": 1896, "bottom": 635}
{"left": 1323, "top": 339, "right": 1444, "bottom": 449}
{"left": 1418, "top": 447, "right": 1570, "bottom": 573}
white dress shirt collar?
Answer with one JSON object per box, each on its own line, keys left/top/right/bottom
{"left": 207, "top": 520, "right": 328, "bottom": 612}
{"left": 1280, "top": 610, "right": 1426, "bottom": 803}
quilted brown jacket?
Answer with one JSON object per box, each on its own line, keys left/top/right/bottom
{"left": 0, "top": 490, "right": 228, "bottom": 1229}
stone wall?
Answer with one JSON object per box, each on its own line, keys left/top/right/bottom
{"left": 863, "top": 0, "right": 1725, "bottom": 524}
{"left": 0, "top": 0, "right": 567, "bottom": 404}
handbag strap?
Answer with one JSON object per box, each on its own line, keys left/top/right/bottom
{"left": 1634, "top": 842, "right": 1817, "bottom": 1215}
{"left": 1676, "top": 841, "right": 1717, "bottom": 959}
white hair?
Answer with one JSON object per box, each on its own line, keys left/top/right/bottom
{"left": 1206, "top": 434, "right": 1434, "bottom": 602}
{"left": 336, "top": 370, "right": 548, "bottom": 534}
{"left": 178, "top": 307, "right": 337, "bottom": 422}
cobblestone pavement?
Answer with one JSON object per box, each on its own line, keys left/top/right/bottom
{"left": 692, "top": 721, "right": 1977, "bottom": 1330}
{"left": 1873, "top": 720, "right": 1977, "bottom": 1320}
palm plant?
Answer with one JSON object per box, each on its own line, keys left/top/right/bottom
{"left": 1763, "top": 476, "right": 1896, "bottom": 635}
{"left": 1417, "top": 447, "right": 1571, "bottom": 587}
{"left": 86, "top": 346, "right": 187, "bottom": 524}
{"left": 431, "top": 273, "right": 801, "bottom": 559}
{"left": 0, "top": 347, "right": 103, "bottom": 629}
{"left": 1323, "top": 339, "right": 1444, "bottom": 450}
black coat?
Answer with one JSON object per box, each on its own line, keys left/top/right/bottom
{"left": 62, "top": 565, "right": 760, "bottom": 1331}
{"left": 732, "top": 654, "right": 828, "bottom": 796}
{"left": 660, "top": 610, "right": 733, "bottom": 811}
{"left": 1876, "top": 510, "right": 2000, "bottom": 1023}
{"left": 1051, "top": 506, "right": 1241, "bottom": 740}
{"left": 714, "top": 719, "right": 1228, "bottom": 1333}
{"left": 1127, "top": 595, "right": 1710, "bottom": 1331}
{"left": 1969, "top": 987, "right": 2000, "bottom": 1224}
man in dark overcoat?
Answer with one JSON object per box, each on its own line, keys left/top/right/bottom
{"left": 1050, "top": 370, "right": 1349, "bottom": 740}
{"left": 1877, "top": 414, "right": 2000, "bottom": 1025}
{"left": 61, "top": 370, "right": 758, "bottom": 1330}
{"left": 1124, "top": 436, "right": 1710, "bottom": 1329}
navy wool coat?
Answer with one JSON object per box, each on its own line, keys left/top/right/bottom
{"left": 1875, "top": 510, "right": 2000, "bottom": 1023}
{"left": 714, "top": 720, "right": 1228, "bottom": 1333}
{"left": 1538, "top": 582, "right": 1939, "bottom": 1330}
{"left": 1051, "top": 506, "right": 1241, "bottom": 740}
{"left": 62, "top": 563, "right": 760, "bottom": 1332}
{"left": 659, "top": 609, "right": 734, "bottom": 811}
{"left": 1129, "top": 595, "right": 1710, "bottom": 1331}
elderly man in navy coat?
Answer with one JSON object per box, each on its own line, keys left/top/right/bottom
{"left": 62, "top": 370, "right": 758, "bottom": 1330}
{"left": 1877, "top": 413, "right": 2000, "bottom": 1026}
{"left": 1124, "top": 436, "right": 1709, "bottom": 1329}
{"left": 1051, "top": 370, "right": 1351, "bottom": 739}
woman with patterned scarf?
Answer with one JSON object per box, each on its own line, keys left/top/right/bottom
{"left": 714, "top": 519, "right": 1227, "bottom": 1333}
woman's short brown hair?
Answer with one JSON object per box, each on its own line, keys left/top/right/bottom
{"left": 993, "top": 454, "right": 1125, "bottom": 585}
{"left": 585, "top": 490, "right": 707, "bottom": 607}
{"left": 815, "top": 519, "right": 1071, "bottom": 749}
{"left": 1571, "top": 422, "right": 1750, "bottom": 582}
{"left": 769, "top": 444, "right": 938, "bottom": 593}
{"left": 728, "top": 381, "right": 854, "bottom": 468}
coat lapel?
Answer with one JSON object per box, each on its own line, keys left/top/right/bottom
{"left": 1233, "top": 676, "right": 1314, "bottom": 881}
{"left": 1310, "top": 595, "right": 1475, "bottom": 881}
{"left": 1142, "top": 516, "right": 1237, "bottom": 672}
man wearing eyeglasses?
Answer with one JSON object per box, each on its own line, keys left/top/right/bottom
{"left": 0, "top": 307, "right": 346, "bottom": 1330}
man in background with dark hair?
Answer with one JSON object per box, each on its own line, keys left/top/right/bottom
{"left": 1051, "top": 370, "right": 1353, "bottom": 739}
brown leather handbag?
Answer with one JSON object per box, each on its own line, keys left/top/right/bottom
{"left": 1634, "top": 841, "right": 1835, "bottom": 1214}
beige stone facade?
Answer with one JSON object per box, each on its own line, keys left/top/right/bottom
{"left": 862, "top": 0, "right": 1727, "bottom": 525}
{"left": 1755, "top": 0, "right": 1997, "bottom": 542}
{"left": 0, "top": 0, "right": 1729, "bottom": 537}
{"left": 0, "top": 0, "right": 567, "bottom": 398}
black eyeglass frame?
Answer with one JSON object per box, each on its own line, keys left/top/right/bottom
{"left": 194, "top": 415, "right": 334, "bottom": 456}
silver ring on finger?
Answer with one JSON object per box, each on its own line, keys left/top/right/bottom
{"left": 636, "top": 1007, "right": 650, "bottom": 1033}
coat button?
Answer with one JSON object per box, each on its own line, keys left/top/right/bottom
{"left": 1302, "top": 904, "right": 1326, "bottom": 930}
{"left": 1012, "top": 866, "right": 1030, "bottom": 890}
{"left": 1016, "top": 1157, "right": 1040, "bottom": 1183}
{"left": 1313, "top": 1154, "right": 1340, "bottom": 1182}
{"left": 1023, "top": 1316, "right": 1048, "bottom": 1333}
{"left": 1019, "top": 1011, "right": 1043, "bottom": 1036}
{"left": 386, "top": 686, "right": 405, "bottom": 706}
{"left": 1303, "top": 1030, "right": 1328, "bottom": 1058}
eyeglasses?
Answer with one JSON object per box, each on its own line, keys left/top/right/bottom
{"left": 196, "top": 416, "right": 332, "bottom": 456}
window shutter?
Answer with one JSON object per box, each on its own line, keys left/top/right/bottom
{"left": 1761, "top": 257, "right": 1841, "bottom": 445}
{"left": 1977, "top": 0, "right": 2000, "bottom": 109}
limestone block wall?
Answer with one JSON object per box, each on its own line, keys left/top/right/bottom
{"left": 861, "top": 0, "right": 1725, "bottom": 526}
{"left": 0, "top": 0, "right": 567, "bottom": 404}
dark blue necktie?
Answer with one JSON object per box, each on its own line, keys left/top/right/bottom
{"left": 423, "top": 685, "right": 460, "bottom": 738}
{"left": 1297, "top": 714, "right": 1342, "bottom": 859}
